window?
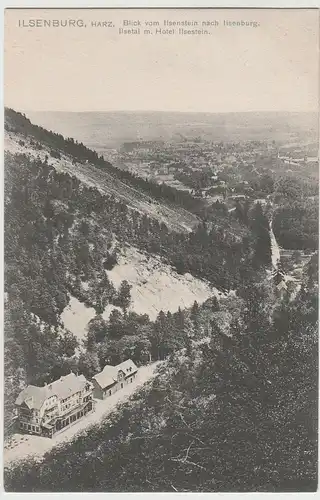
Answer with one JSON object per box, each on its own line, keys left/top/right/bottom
{"left": 36, "top": 427, "right": 39, "bottom": 432}
{"left": 20, "top": 422, "right": 23, "bottom": 429}
{"left": 109, "top": 390, "right": 112, "bottom": 396}
{"left": 32, "top": 425, "right": 35, "bottom": 431}
{"left": 130, "top": 378, "right": 132, "bottom": 383}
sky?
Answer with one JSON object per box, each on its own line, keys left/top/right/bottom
{"left": 4, "top": 8, "right": 320, "bottom": 113}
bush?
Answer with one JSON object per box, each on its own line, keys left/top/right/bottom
{"left": 103, "top": 252, "right": 118, "bottom": 270}
{"left": 50, "top": 149, "right": 61, "bottom": 159}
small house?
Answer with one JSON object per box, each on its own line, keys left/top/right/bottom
{"left": 92, "top": 359, "right": 138, "bottom": 400}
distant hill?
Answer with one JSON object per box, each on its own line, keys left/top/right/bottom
{"left": 25, "top": 110, "right": 318, "bottom": 150}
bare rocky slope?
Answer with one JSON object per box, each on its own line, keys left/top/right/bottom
{"left": 4, "top": 123, "right": 216, "bottom": 339}
{"left": 61, "top": 245, "right": 216, "bottom": 339}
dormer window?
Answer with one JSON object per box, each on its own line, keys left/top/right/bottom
{"left": 118, "top": 371, "right": 124, "bottom": 381}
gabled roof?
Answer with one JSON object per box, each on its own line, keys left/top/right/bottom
{"left": 92, "top": 359, "right": 138, "bottom": 390}
{"left": 116, "top": 359, "right": 138, "bottom": 377}
{"left": 15, "top": 373, "right": 90, "bottom": 409}
{"left": 47, "top": 373, "right": 89, "bottom": 401}
{"left": 92, "top": 365, "right": 117, "bottom": 390}
{"left": 15, "top": 385, "right": 47, "bottom": 410}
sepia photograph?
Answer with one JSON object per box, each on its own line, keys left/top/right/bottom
{"left": 3, "top": 7, "right": 319, "bottom": 492}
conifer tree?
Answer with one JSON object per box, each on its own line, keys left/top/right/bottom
{"left": 251, "top": 202, "right": 272, "bottom": 268}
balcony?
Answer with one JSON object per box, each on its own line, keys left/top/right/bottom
{"left": 60, "top": 399, "right": 82, "bottom": 416}
{"left": 56, "top": 400, "right": 93, "bottom": 423}
{"left": 82, "top": 387, "right": 93, "bottom": 397}
{"left": 46, "top": 401, "right": 57, "bottom": 409}
{"left": 19, "top": 415, "right": 32, "bottom": 423}
{"left": 19, "top": 411, "right": 31, "bottom": 418}
{"left": 43, "top": 406, "right": 59, "bottom": 422}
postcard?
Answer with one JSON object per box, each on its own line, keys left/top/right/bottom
{"left": 3, "top": 7, "right": 319, "bottom": 492}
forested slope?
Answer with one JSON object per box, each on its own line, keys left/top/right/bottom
{"left": 4, "top": 109, "right": 259, "bottom": 433}
{"left": 5, "top": 108, "right": 202, "bottom": 232}
{"left": 4, "top": 269, "right": 318, "bottom": 492}
{"left": 5, "top": 108, "right": 316, "bottom": 492}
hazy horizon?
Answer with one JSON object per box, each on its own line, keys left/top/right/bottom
{"left": 20, "top": 107, "right": 318, "bottom": 150}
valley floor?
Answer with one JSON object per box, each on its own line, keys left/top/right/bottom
{"left": 4, "top": 362, "right": 161, "bottom": 467}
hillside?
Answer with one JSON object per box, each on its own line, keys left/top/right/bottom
{"left": 4, "top": 118, "right": 199, "bottom": 234}
{"left": 4, "top": 273, "right": 318, "bottom": 492}
{"left": 4, "top": 108, "right": 318, "bottom": 492}
{"left": 3, "top": 108, "right": 254, "bottom": 435}
{"left": 4, "top": 109, "right": 254, "bottom": 288}
{"left": 61, "top": 245, "right": 216, "bottom": 339}
{"left": 4, "top": 109, "right": 246, "bottom": 340}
